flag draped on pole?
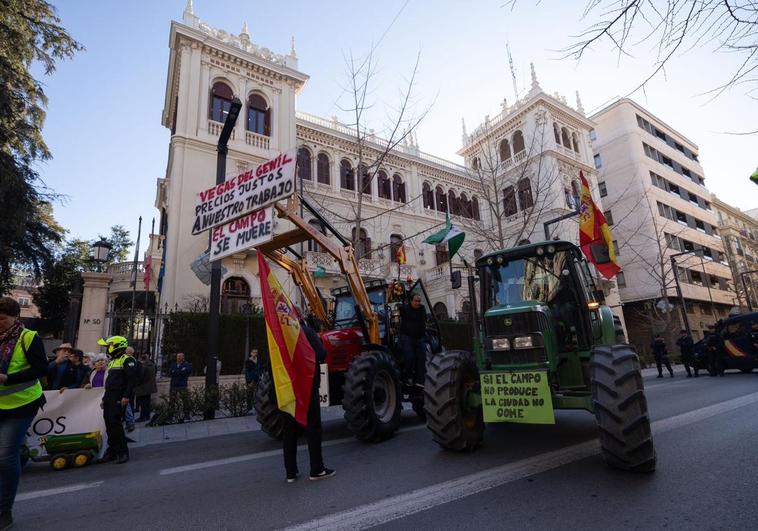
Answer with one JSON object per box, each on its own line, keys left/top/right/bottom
{"left": 257, "top": 253, "right": 316, "bottom": 425}
{"left": 579, "top": 172, "right": 621, "bottom": 279}
{"left": 143, "top": 255, "right": 152, "bottom": 291}
{"left": 396, "top": 244, "right": 407, "bottom": 265}
{"left": 423, "top": 212, "right": 465, "bottom": 259}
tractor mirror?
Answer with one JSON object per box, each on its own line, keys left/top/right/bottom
{"left": 451, "top": 270, "right": 462, "bottom": 289}
{"left": 590, "top": 243, "right": 611, "bottom": 264}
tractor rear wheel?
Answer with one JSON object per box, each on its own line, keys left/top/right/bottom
{"left": 591, "top": 345, "right": 656, "bottom": 472}
{"left": 424, "top": 350, "right": 484, "bottom": 451}
{"left": 254, "top": 371, "right": 284, "bottom": 440}
{"left": 50, "top": 454, "right": 69, "bottom": 471}
{"left": 342, "top": 351, "right": 401, "bottom": 442}
{"left": 72, "top": 451, "right": 91, "bottom": 468}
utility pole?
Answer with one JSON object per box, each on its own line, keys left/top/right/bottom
{"left": 128, "top": 216, "right": 142, "bottom": 342}
{"left": 205, "top": 97, "right": 242, "bottom": 420}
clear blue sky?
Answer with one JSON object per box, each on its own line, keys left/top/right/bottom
{"left": 38, "top": 0, "right": 757, "bottom": 252}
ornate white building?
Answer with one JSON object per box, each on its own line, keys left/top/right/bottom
{"left": 154, "top": 3, "right": 621, "bottom": 323}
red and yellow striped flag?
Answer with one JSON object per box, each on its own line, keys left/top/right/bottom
{"left": 396, "top": 244, "right": 407, "bottom": 265}
{"left": 579, "top": 172, "right": 621, "bottom": 280}
{"left": 257, "top": 253, "right": 316, "bottom": 425}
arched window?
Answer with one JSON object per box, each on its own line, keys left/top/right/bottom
{"left": 392, "top": 174, "right": 406, "bottom": 203}
{"left": 460, "top": 192, "right": 470, "bottom": 218}
{"left": 307, "top": 219, "right": 326, "bottom": 252}
{"left": 423, "top": 182, "right": 434, "bottom": 209}
{"left": 499, "top": 139, "right": 511, "bottom": 162}
{"left": 561, "top": 127, "right": 571, "bottom": 148}
{"left": 433, "top": 302, "right": 449, "bottom": 320}
{"left": 340, "top": 159, "right": 354, "bottom": 190}
{"left": 377, "top": 171, "right": 391, "bottom": 199}
{"left": 359, "top": 164, "right": 371, "bottom": 195}
{"left": 448, "top": 190, "right": 459, "bottom": 216}
{"left": 472, "top": 196, "right": 480, "bottom": 221}
{"left": 435, "top": 244, "right": 449, "bottom": 266}
{"left": 553, "top": 122, "right": 561, "bottom": 144}
{"left": 459, "top": 300, "right": 472, "bottom": 322}
{"left": 512, "top": 130, "right": 525, "bottom": 153}
{"left": 352, "top": 227, "right": 371, "bottom": 259}
{"left": 297, "top": 147, "right": 312, "bottom": 181}
{"left": 571, "top": 132, "right": 579, "bottom": 153}
{"left": 518, "top": 178, "right": 534, "bottom": 209}
{"left": 317, "top": 153, "right": 330, "bottom": 185}
{"left": 221, "top": 276, "right": 250, "bottom": 314}
{"left": 472, "top": 157, "right": 480, "bottom": 170}
{"left": 390, "top": 234, "right": 403, "bottom": 263}
{"left": 435, "top": 186, "right": 448, "bottom": 212}
{"left": 571, "top": 180, "right": 580, "bottom": 210}
{"left": 247, "top": 93, "right": 271, "bottom": 136}
{"left": 210, "top": 81, "right": 233, "bottom": 123}
{"left": 503, "top": 186, "right": 517, "bottom": 216}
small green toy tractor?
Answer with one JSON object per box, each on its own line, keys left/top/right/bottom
{"left": 424, "top": 240, "right": 656, "bottom": 472}
{"left": 22, "top": 432, "right": 102, "bottom": 471}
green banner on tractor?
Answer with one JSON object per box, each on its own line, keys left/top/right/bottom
{"left": 480, "top": 371, "right": 555, "bottom": 424}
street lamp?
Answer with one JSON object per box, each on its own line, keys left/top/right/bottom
{"left": 206, "top": 96, "right": 242, "bottom": 420}
{"left": 740, "top": 269, "right": 758, "bottom": 312}
{"left": 91, "top": 239, "right": 112, "bottom": 268}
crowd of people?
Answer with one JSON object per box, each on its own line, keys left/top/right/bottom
{"left": 650, "top": 326, "right": 729, "bottom": 378}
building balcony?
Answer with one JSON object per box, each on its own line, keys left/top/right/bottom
{"left": 305, "top": 251, "right": 385, "bottom": 279}
{"left": 423, "top": 264, "right": 448, "bottom": 284}
{"left": 245, "top": 130, "right": 270, "bottom": 150}
{"left": 207, "top": 120, "right": 235, "bottom": 140}
{"left": 384, "top": 262, "right": 416, "bottom": 280}
{"left": 107, "top": 261, "right": 148, "bottom": 294}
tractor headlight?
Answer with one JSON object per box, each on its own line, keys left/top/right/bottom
{"left": 547, "top": 244, "right": 556, "bottom": 254}
{"left": 490, "top": 337, "right": 510, "bottom": 351}
{"left": 536, "top": 246, "right": 545, "bottom": 256}
{"left": 513, "top": 336, "right": 534, "bottom": 349}
{"left": 486, "top": 258, "right": 494, "bottom": 266}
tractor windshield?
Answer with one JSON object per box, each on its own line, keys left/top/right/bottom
{"left": 333, "top": 289, "right": 387, "bottom": 334}
{"left": 483, "top": 250, "right": 572, "bottom": 309}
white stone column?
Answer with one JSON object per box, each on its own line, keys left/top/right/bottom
{"left": 186, "top": 44, "right": 202, "bottom": 136}
{"left": 174, "top": 42, "right": 193, "bottom": 136}
{"left": 235, "top": 75, "right": 248, "bottom": 144}
{"left": 77, "top": 272, "right": 113, "bottom": 353}
{"left": 198, "top": 63, "right": 211, "bottom": 134}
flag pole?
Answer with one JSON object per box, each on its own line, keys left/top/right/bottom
{"left": 140, "top": 217, "right": 155, "bottom": 355}
{"left": 128, "top": 216, "right": 142, "bottom": 343}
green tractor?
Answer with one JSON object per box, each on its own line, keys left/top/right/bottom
{"left": 424, "top": 240, "right": 656, "bottom": 472}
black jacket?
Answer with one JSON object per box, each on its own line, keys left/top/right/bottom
{"left": 676, "top": 335, "right": 694, "bottom": 355}
{"left": 105, "top": 353, "right": 139, "bottom": 399}
{"left": 399, "top": 304, "right": 427, "bottom": 338}
{"left": 650, "top": 338, "right": 668, "bottom": 358}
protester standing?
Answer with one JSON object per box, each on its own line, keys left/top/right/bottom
{"left": 46, "top": 343, "right": 74, "bottom": 390}
{"left": 0, "top": 297, "right": 47, "bottom": 530}
{"left": 705, "top": 326, "right": 726, "bottom": 377}
{"left": 169, "top": 352, "right": 192, "bottom": 422}
{"left": 67, "top": 349, "right": 91, "bottom": 389}
{"left": 97, "top": 336, "right": 138, "bottom": 464}
{"left": 282, "top": 317, "right": 334, "bottom": 483}
{"left": 245, "top": 349, "right": 261, "bottom": 411}
{"left": 676, "top": 330, "right": 697, "bottom": 377}
{"left": 651, "top": 334, "right": 674, "bottom": 378}
{"left": 134, "top": 354, "right": 157, "bottom": 422}
{"left": 84, "top": 354, "right": 108, "bottom": 388}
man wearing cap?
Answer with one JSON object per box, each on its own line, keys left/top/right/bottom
{"left": 97, "top": 336, "right": 138, "bottom": 464}
{"left": 47, "top": 343, "right": 74, "bottom": 390}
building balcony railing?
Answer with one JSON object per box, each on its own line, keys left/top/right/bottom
{"left": 305, "top": 251, "right": 385, "bottom": 279}
{"left": 108, "top": 261, "right": 145, "bottom": 276}
{"left": 208, "top": 120, "right": 235, "bottom": 140}
{"left": 384, "top": 262, "right": 416, "bottom": 280}
{"left": 424, "top": 264, "right": 448, "bottom": 283}
{"left": 245, "top": 130, "right": 270, "bottom": 150}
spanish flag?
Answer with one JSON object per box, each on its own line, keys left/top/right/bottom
{"left": 396, "top": 244, "right": 407, "bottom": 265}
{"left": 579, "top": 172, "right": 621, "bottom": 279}
{"left": 257, "top": 253, "right": 316, "bottom": 425}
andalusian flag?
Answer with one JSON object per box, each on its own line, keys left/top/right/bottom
{"left": 579, "top": 172, "right": 621, "bottom": 279}
{"left": 423, "top": 212, "right": 465, "bottom": 259}
{"left": 257, "top": 253, "right": 316, "bottom": 425}
{"left": 751, "top": 166, "right": 758, "bottom": 186}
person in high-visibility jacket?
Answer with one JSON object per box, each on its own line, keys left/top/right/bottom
{"left": 96, "top": 336, "right": 138, "bottom": 464}
{"left": 0, "top": 297, "right": 48, "bottom": 531}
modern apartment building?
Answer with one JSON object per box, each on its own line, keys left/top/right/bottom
{"left": 713, "top": 197, "right": 758, "bottom": 309}
{"left": 591, "top": 99, "right": 735, "bottom": 349}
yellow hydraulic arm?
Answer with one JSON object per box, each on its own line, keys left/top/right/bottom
{"left": 255, "top": 194, "right": 380, "bottom": 345}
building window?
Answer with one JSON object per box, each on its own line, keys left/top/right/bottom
{"left": 695, "top": 219, "right": 706, "bottom": 232}
{"left": 604, "top": 210, "right": 614, "bottom": 226}
{"left": 352, "top": 227, "right": 371, "bottom": 259}
{"left": 317, "top": 153, "right": 330, "bottom": 184}
{"left": 359, "top": 164, "right": 371, "bottom": 195}
{"left": 297, "top": 147, "right": 312, "bottom": 181}
{"left": 423, "top": 181, "right": 434, "bottom": 209}
{"left": 340, "top": 159, "right": 354, "bottom": 190}
{"left": 307, "top": 219, "right": 326, "bottom": 252}
{"left": 690, "top": 270, "right": 703, "bottom": 286}
{"left": 594, "top": 154, "right": 603, "bottom": 169}
{"left": 502, "top": 186, "right": 517, "bottom": 216}
{"left": 553, "top": 123, "right": 561, "bottom": 144}
{"left": 247, "top": 93, "right": 271, "bottom": 136}
{"left": 598, "top": 181, "right": 607, "bottom": 197}
{"left": 512, "top": 130, "right": 525, "bottom": 153}
{"left": 433, "top": 302, "right": 449, "bottom": 320}
{"left": 448, "top": 190, "right": 459, "bottom": 216}
{"left": 571, "top": 132, "right": 579, "bottom": 153}
{"left": 517, "top": 178, "right": 533, "bottom": 210}
{"left": 210, "top": 81, "right": 233, "bottom": 123}
{"left": 17, "top": 297, "right": 30, "bottom": 307}
{"left": 377, "top": 170, "right": 391, "bottom": 199}
{"left": 472, "top": 196, "right": 480, "bottom": 220}
{"left": 675, "top": 210, "right": 688, "bottom": 225}
{"left": 221, "top": 277, "right": 250, "bottom": 314}
{"left": 392, "top": 174, "right": 406, "bottom": 203}
{"left": 390, "top": 234, "right": 403, "bottom": 263}
{"left": 499, "top": 138, "right": 511, "bottom": 161}
{"left": 472, "top": 157, "right": 480, "bottom": 170}
{"left": 616, "top": 272, "right": 626, "bottom": 288}
{"left": 561, "top": 127, "right": 571, "bottom": 148}
{"left": 589, "top": 129, "right": 597, "bottom": 141}
{"left": 435, "top": 243, "right": 449, "bottom": 266}
{"left": 459, "top": 192, "right": 471, "bottom": 218}
{"left": 612, "top": 240, "right": 620, "bottom": 256}
{"left": 436, "top": 186, "right": 448, "bottom": 212}
{"left": 668, "top": 183, "right": 680, "bottom": 197}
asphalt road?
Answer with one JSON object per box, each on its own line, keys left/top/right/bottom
{"left": 13, "top": 369, "right": 758, "bottom": 531}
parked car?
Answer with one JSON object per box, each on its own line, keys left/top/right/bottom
{"left": 694, "top": 313, "right": 758, "bottom": 374}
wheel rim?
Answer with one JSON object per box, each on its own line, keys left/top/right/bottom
{"left": 74, "top": 454, "right": 88, "bottom": 466}
{"left": 372, "top": 370, "right": 396, "bottom": 423}
{"left": 52, "top": 457, "right": 67, "bottom": 470}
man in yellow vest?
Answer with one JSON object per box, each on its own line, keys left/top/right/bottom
{"left": 96, "top": 336, "right": 138, "bottom": 464}
{"left": 0, "top": 297, "right": 47, "bottom": 531}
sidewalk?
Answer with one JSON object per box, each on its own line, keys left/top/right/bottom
{"left": 129, "top": 405, "right": 347, "bottom": 448}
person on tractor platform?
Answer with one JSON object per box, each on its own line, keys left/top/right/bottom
{"left": 96, "top": 336, "right": 138, "bottom": 464}
{"left": 399, "top": 293, "right": 429, "bottom": 388}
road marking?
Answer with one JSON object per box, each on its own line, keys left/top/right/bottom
{"left": 16, "top": 481, "right": 104, "bottom": 502}
{"left": 285, "top": 391, "right": 758, "bottom": 531}
{"left": 159, "top": 424, "right": 427, "bottom": 476}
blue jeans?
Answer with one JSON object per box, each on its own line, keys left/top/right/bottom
{"left": 123, "top": 403, "right": 134, "bottom": 427}
{"left": 0, "top": 415, "right": 34, "bottom": 512}
{"left": 399, "top": 335, "right": 428, "bottom": 385}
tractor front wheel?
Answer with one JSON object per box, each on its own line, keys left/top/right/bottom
{"left": 591, "top": 345, "right": 656, "bottom": 472}
{"left": 424, "top": 350, "right": 484, "bottom": 451}
{"left": 254, "top": 371, "right": 284, "bottom": 440}
{"left": 50, "top": 454, "right": 69, "bottom": 471}
{"left": 342, "top": 351, "right": 402, "bottom": 442}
